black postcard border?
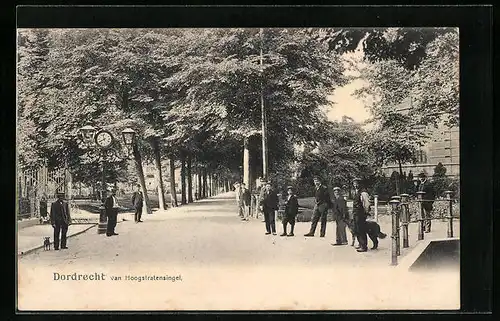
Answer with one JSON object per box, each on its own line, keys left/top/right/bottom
{"left": 3, "top": 3, "right": 494, "bottom": 318}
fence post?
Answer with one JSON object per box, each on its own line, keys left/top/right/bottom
{"left": 390, "top": 199, "right": 400, "bottom": 266}
{"left": 444, "top": 190, "right": 454, "bottom": 238}
{"left": 391, "top": 196, "right": 401, "bottom": 256}
{"left": 400, "top": 194, "right": 410, "bottom": 248}
{"left": 416, "top": 191, "right": 426, "bottom": 241}
{"left": 373, "top": 194, "right": 379, "bottom": 222}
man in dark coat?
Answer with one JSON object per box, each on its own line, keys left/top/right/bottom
{"left": 281, "top": 186, "right": 299, "bottom": 237}
{"left": 50, "top": 192, "right": 71, "bottom": 250}
{"left": 105, "top": 188, "right": 120, "bottom": 236}
{"left": 305, "top": 176, "right": 332, "bottom": 237}
{"left": 260, "top": 181, "right": 279, "bottom": 235}
{"left": 418, "top": 172, "right": 436, "bottom": 233}
{"left": 352, "top": 178, "right": 371, "bottom": 252}
{"left": 131, "top": 184, "right": 144, "bottom": 223}
{"left": 331, "top": 186, "right": 349, "bottom": 246}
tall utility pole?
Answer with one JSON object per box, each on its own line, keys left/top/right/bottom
{"left": 260, "top": 28, "right": 269, "bottom": 181}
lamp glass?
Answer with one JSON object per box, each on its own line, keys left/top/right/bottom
{"left": 122, "top": 128, "right": 136, "bottom": 146}
{"left": 80, "top": 125, "right": 96, "bottom": 144}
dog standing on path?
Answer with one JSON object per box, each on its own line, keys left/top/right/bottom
{"left": 346, "top": 219, "right": 387, "bottom": 250}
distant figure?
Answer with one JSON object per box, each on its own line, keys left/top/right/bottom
{"left": 39, "top": 195, "right": 48, "bottom": 218}
{"left": 281, "top": 186, "right": 299, "bottom": 237}
{"left": 131, "top": 184, "right": 144, "bottom": 223}
{"left": 105, "top": 188, "right": 120, "bottom": 237}
{"left": 50, "top": 192, "right": 71, "bottom": 250}
{"left": 240, "top": 183, "right": 251, "bottom": 221}
{"left": 418, "top": 171, "right": 436, "bottom": 233}
{"left": 331, "top": 186, "right": 349, "bottom": 246}
{"left": 234, "top": 182, "right": 242, "bottom": 217}
{"left": 261, "top": 181, "right": 279, "bottom": 235}
{"left": 304, "top": 176, "right": 332, "bottom": 238}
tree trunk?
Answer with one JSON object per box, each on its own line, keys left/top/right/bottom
{"left": 151, "top": 137, "right": 167, "bottom": 210}
{"left": 225, "top": 180, "right": 229, "bottom": 192}
{"left": 397, "top": 157, "right": 403, "bottom": 195}
{"left": 198, "top": 166, "right": 203, "bottom": 199}
{"left": 180, "top": 152, "right": 187, "bottom": 205}
{"left": 169, "top": 155, "right": 178, "bottom": 207}
{"left": 187, "top": 154, "right": 193, "bottom": 203}
{"left": 202, "top": 169, "right": 207, "bottom": 198}
{"left": 132, "top": 143, "right": 152, "bottom": 214}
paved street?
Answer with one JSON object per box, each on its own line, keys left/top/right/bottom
{"left": 18, "top": 192, "right": 460, "bottom": 311}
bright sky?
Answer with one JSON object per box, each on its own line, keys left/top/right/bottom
{"left": 324, "top": 45, "right": 375, "bottom": 128}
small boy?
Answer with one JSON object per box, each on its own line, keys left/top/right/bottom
{"left": 281, "top": 186, "right": 299, "bottom": 237}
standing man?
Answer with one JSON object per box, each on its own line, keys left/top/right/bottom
{"left": 131, "top": 184, "right": 144, "bottom": 223}
{"left": 331, "top": 186, "right": 349, "bottom": 246}
{"left": 418, "top": 172, "right": 435, "bottom": 233}
{"left": 240, "top": 183, "right": 251, "bottom": 221}
{"left": 234, "top": 182, "right": 242, "bottom": 217}
{"left": 352, "top": 178, "right": 371, "bottom": 252}
{"left": 50, "top": 192, "right": 71, "bottom": 250}
{"left": 257, "top": 179, "right": 267, "bottom": 221}
{"left": 105, "top": 188, "right": 120, "bottom": 237}
{"left": 305, "top": 176, "right": 332, "bottom": 238}
{"left": 261, "top": 181, "right": 279, "bottom": 235}
{"left": 281, "top": 186, "right": 299, "bottom": 237}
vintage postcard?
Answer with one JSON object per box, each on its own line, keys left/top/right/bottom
{"left": 16, "top": 26, "right": 460, "bottom": 311}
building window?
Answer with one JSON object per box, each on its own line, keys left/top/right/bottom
{"left": 416, "top": 150, "right": 427, "bottom": 164}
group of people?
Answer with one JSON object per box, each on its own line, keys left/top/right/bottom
{"left": 49, "top": 184, "right": 145, "bottom": 250}
{"left": 234, "top": 171, "right": 437, "bottom": 253}
{"left": 234, "top": 176, "right": 374, "bottom": 252}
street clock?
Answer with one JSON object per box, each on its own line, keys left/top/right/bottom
{"left": 95, "top": 130, "right": 114, "bottom": 149}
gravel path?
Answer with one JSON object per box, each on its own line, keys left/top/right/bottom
{"left": 17, "top": 192, "right": 460, "bottom": 310}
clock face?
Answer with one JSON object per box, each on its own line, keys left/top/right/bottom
{"left": 95, "top": 131, "right": 113, "bottom": 148}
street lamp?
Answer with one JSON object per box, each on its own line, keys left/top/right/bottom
{"left": 121, "top": 127, "right": 136, "bottom": 147}
{"left": 79, "top": 125, "right": 97, "bottom": 146}
{"left": 78, "top": 125, "right": 116, "bottom": 235}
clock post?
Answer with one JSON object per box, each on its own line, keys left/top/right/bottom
{"left": 94, "top": 130, "right": 114, "bottom": 235}
{"left": 97, "top": 158, "right": 107, "bottom": 235}
{"left": 78, "top": 126, "right": 115, "bottom": 235}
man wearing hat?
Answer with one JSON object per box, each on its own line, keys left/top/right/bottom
{"left": 281, "top": 186, "right": 299, "bottom": 236}
{"left": 331, "top": 186, "right": 349, "bottom": 245}
{"left": 240, "top": 182, "right": 251, "bottom": 221}
{"left": 50, "top": 192, "right": 71, "bottom": 250}
{"left": 417, "top": 171, "right": 436, "bottom": 233}
{"left": 260, "top": 180, "right": 279, "bottom": 235}
{"left": 104, "top": 188, "right": 120, "bottom": 236}
{"left": 131, "top": 184, "right": 144, "bottom": 223}
{"left": 351, "top": 178, "right": 371, "bottom": 252}
{"left": 305, "top": 176, "right": 332, "bottom": 237}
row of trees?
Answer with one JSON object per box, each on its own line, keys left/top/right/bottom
{"left": 17, "top": 28, "right": 459, "bottom": 208}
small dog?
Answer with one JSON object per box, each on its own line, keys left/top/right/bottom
{"left": 43, "top": 237, "right": 51, "bottom": 251}
{"left": 345, "top": 219, "right": 387, "bottom": 250}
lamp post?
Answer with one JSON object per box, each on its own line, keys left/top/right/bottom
{"left": 78, "top": 125, "right": 136, "bottom": 234}
{"left": 78, "top": 125, "right": 109, "bottom": 234}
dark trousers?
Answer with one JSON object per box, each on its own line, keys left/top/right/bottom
{"left": 264, "top": 208, "right": 276, "bottom": 233}
{"left": 354, "top": 212, "right": 368, "bottom": 250}
{"left": 282, "top": 215, "right": 296, "bottom": 234}
{"left": 335, "top": 218, "right": 348, "bottom": 244}
{"left": 134, "top": 206, "right": 143, "bottom": 222}
{"left": 309, "top": 203, "right": 329, "bottom": 236}
{"left": 54, "top": 221, "right": 68, "bottom": 249}
{"left": 106, "top": 209, "right": 118, "bottom": 235}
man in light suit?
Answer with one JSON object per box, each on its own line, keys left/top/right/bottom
{"left": 50, "top": 192, "right": 71, "bottom": 250}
